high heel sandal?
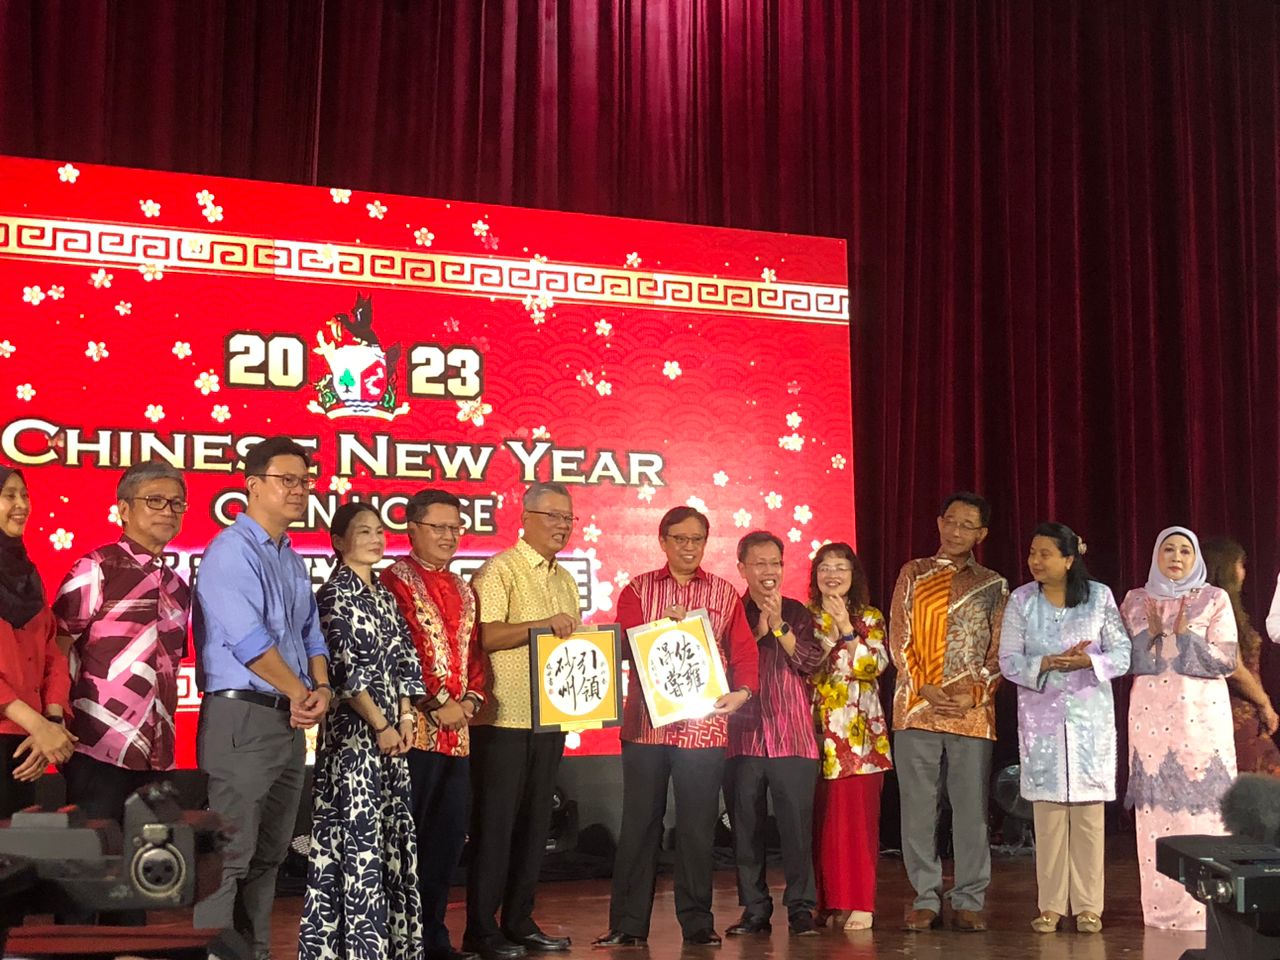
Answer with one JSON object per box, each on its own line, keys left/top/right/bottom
{"left": 843, "top": 911, "right": 874, "bottom": 931}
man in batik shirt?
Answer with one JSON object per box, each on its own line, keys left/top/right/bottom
{"left": 889, "top": 491, "right": 1007, "bottom": 933}
{"left": 383, "top": 488, "right": 489, "bottom": 960}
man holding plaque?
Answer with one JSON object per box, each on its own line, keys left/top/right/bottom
{"left": 594, "top": 505, "right": 758, "bottom": 948}
{"left": 463, "top": 482, "right": 582, "bottom": 960}
{"left": 382, "top": 489, "right": 489, "bottom": 960}
{"left": 725, "top": 531, "right": 825, "bottom": 937}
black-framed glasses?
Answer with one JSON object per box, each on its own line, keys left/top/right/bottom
{"left": 664, "top": 534, "right": 706, "bottom": 547}
{"left": 252, "top": 473, "right": 317, "bottom": 491}
{"left": 410, "top": 520, "right": 464, "bottom": 537}
{"left": 526, "top": 509, "right": 577, "bottom": 526}
{"left": 132, "top": 495, "right": 188, "bottom": 514}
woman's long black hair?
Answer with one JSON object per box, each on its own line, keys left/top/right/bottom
{"left": 1032, "top": 521, "right": 1092, "bottom": 607}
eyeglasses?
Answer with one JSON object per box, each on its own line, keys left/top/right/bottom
{"left": 526, "top": 510, "right": 577, "bottom": 526}
{"left": 941, "top": 518, "right": 984, "bottom": 533}
{"left": 746, "top": 561, "right": 783, "bottom": 572}
{"left": 816, "top": 564, "right": 852, "bottom": 575}
{"left": 411, "top": 520, "right": 464, "bottom": 538}
{"left": 132, "top": 495, "right": 188, "bottom": 514}
{"left": 665, "top": 535, "right": 707, "bottom": 548}
{"left": 253, "top": 473, "right": 317, "bottom": 491}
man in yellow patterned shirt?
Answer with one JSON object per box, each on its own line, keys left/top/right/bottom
{"left": 462, "top": 482, "right": 583, "bottom": 960}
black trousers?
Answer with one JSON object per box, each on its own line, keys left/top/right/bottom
{"left": 63, "top": 751, "right": 172, "bottom": 820}
{"left": 464, "top": 725, "right": 565, "bottom": 946}
{"left": 407, "top": 749, "right": 471, "bottom": 957}
{"left": 728, "top": 755, "right": 818, "bottom": 921}
{"left": 608, "top": 742, "right": 726, "bottom": 938}
{"left": 0, "top": 733, "right": 35, "bottom": 819}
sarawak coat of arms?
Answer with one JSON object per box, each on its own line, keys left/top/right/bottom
{"left": 308, "top": 293, "right": 410, "bottom": 420}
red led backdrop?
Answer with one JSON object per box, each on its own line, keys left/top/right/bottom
{"left": 0, "top": 155, "right": 852, "bottom": 763}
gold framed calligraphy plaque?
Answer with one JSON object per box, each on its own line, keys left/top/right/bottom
{"left": 529, "top": 624, "right": 624, "bottom": 733}
{"left": 625, "top": 609, "right": 730, "bottom": 727}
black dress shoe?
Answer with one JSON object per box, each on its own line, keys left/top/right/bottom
{"left": 789, "top": 913, "right": 819, "bottom": 937}
{"left": 592, "top": 930, "right": 647, "bottom": 947}
{"left": 725, "top": 916, "right": 772, "bottom": 936}
{"left": 682, "top": 929, "right": 722, "bottom": 946}
{"left": 508, "top": 930, "right": 571, "bottom": 952}
{"left": 460, "top": 939, "right": 527, "bottom": 960}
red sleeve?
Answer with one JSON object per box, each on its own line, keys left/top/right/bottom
{"left": 0, "top": 618, "right": 25, "bottom": 709}
{"left": 380, "top": 569, "right": 445, "bottom": 705}
{"left": 616, "top": 583, "right": 644, "bottom": 664}
{"left": 40, "top": 610, "right": 70, "bottom": 711}
{"left": 724, "top": 599, "right": 759, "bottom": 694}
{"left": 463, "top": 586, "right": 490, "bottom": 703}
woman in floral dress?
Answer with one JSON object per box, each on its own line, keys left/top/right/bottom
{"left": 1120, "top": 526, "right": 1238, "bottom": 930}
{"left": 808, "top": 543, "right": 892, "bottom": 931}
{"left": 300, "top": 502, "right": 427, "bottom": 960}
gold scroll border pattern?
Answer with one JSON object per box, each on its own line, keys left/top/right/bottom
{"left": 0, "top": 216, "right": 849, "bottom": 325}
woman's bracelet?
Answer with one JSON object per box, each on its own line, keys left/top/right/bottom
{"left": 373, "top": 721, "right": 391, "bottom": 734}
{"left": 398, "top": 713, "right": 415, "bottom": 724}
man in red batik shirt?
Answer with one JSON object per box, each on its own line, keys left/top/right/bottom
{"left": 383, "top": 489, "right": 490, "bottom": 960}
{"left": 593, "top": 506, "right": 758, "bottom": 948}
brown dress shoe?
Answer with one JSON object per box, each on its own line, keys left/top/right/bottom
{"left": 902, "top": 909, "right": 941, "bottom": 931}
{"left": 952, "top": 910, "right": 988, "bottom": 932}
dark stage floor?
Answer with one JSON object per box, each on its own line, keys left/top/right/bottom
{"left": 9, "top": 849, "right": 1209, "bottom": 959}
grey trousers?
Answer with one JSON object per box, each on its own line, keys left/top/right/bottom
{"left": 895, "top": 729, "right": 993, "bottom": 913}
{"left": 194, "top": 695, "right": 306, "bottom": 957}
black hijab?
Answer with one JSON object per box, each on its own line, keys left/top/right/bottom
{"left": 0, "top": 466, "right": 45, "bottom": 628}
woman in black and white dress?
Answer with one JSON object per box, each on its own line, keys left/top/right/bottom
{"left": 300, "top": 502, "right": 426, "bottom": 960}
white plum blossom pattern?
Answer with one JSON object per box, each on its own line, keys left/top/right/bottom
{"left": 366, "top": 200, "right": 387, "bottom": 219}
{"left": 139, "top": 262, "right": 164, "bottom": 282}
{"left": 523, "top": 293, "right": 553, "bottom": 324}
{"left": 471, "top": 220, "right": 489, "bottom": 237}
{"left": 662, "top": 360, "right": 682, "bottom": 380}
{"left": 595, "top": 379, "right": 613, "bottom": 396}
{"left": 330, "top": 188, "right": 352, "bottom": 204}
{"left": 108, "top": 504, "right": 122, "bottom": 526}
{"left": 456, "top": 399, "right": 493, "bottom": 426}
{"left": 196, "top": 190, "right": 215, "bottom": 207}
{"left": 786, "top": 380, "right": 801, "bottom": 395}
{"left": 317, "top": 243, "right": 339, "bottom": 266}
{"left": 625, "top": 252, "right": 642, "bottom": 268}
{"left": 140, "top": 199, "right": 161, "bottom": 217}
{"left": 211, "top": 404, "right": 231, "bottom": 423}
{"left": 614, "top": 570, "right": 631, "bottom": 589}
{"left": 172, "top": 341, "right": 192, "bottom": 359}
{"left": 582, "top": 523, "right": 602, "bottom": 544}
{"left": 22, "top": 286, "right": 45, "bottom": 306}
{"left": 330, "top": 476, "right": 352, "bottom": 495}
{"left": 203, "top": 204, "right": 224, "bottom": 223}
{"left": 733, "top": 508, "right": 753, "bottom": 528}
{"left": 713, "top": 471, "right": 729, "bottom": 487}
{"left": 787, "top": 528, "right": 803, "bottom": 543}
{"left": 638, "top": 484, "right": 656, "bottom": 503}
{"left": 50, "top": 528, "right": 75, "bottom": 550}
{"left": 47, "top": 285, "right": 65, "bottom": 300}
{"left": 831, "top": 454, "right": 848, "bottom": 469}
{"left": 809, "top": 539, "right": 833, "bottom": 560}
{"left": 0, "top": 340, "right": 14, "bottom": 358}
{"left": 194, "top": 370, "right": 221, "bottom": 395}
{"left": 686, "top": 496, "right": 708, "bottom": 512}
{"left": 576, "top": 369, "right": 596, "bottom": 388}
{"left": 531, "top": 426, "right": 550, "bottom": 440}
{"left": 793, "top": 504, "right": 813, "bottom": 524}
{"left": 57, "top": 163, "right": 80, "bottom": 183}
{"left": 89, "top": 268, "right": 113, "bottom": 289}
{"left": 145, "top": 404, "right": 165, "bottom": 423}
{"left": 761, "top": 267, "right": 777, "bottom": 283}
{"left": 778, "top": 433, "right": 805, "bottom": 451}
{"left": 15, "top": 383, "right": 35, "bottom": 401}
{"left": 414, "top": 227, "right": 435, "bottom": 247}
{"left": 85, "top": 341, "right": 109, "bottom": 362}
{"left": 765, "top": 491, "right": 783, "bottom": 510}
{"left": 595, "top": 318, "right": 613, "bottom": 337}
{"left": 115, "top": 301, "right": 132, "bottom": 316}
{"left": 786, "top": 411, "right": 803, "bottom": 429}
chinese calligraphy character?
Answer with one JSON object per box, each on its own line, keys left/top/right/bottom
{"left": 543, "top": 637, "right": 612, "bottom": 717}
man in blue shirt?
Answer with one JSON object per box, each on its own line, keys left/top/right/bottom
{"left": 193, "top": 436, "right": 331, "bottom": 960}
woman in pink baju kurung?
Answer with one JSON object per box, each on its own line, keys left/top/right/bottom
{"left": 1120, "top": 526, "right": 1238, "bottom": 930}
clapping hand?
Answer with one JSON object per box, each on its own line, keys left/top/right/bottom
{"left": 1144, "top": 598, "right": 1164, "bottom": 640}
{"left": 821, "top": 594, "right": 854, "bottom": 636}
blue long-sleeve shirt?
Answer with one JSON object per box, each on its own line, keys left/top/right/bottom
{"left": 194, "top": 513, "right": 328, "bottom": 695}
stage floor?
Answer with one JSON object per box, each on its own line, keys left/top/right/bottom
{"left": 9, "top": 849, "right": 1208, "bottom": 959}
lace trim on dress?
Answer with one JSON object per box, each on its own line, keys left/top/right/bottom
{"left": 1125, "top": 747, "right": 1234, "bottom": 813}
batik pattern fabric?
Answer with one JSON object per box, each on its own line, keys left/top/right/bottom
{"left": 1121, "top": 585, "right": 1238, "bottom": 930}
{"left": 1230, "top": 627, "right": 1280, "bottom": 775}
{"left": 810, "top": 605, "right": 893, "bottom": 779}
{"left": 998, "top": 581, "right": 1130, "bottom": 802}
{"left": 300, "top": 564, "right": 426, "bottom": 960}
{"left": 52, "top": 536, "right": 191, "bottom": 771}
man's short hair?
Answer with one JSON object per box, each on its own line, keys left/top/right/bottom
{"left": 941, "top": 490, "right": 992, "bottom": 527}
{"left": 736, "top": 530, "right": 784, "bottom": 563}
{"left": 117, "top": 460, "right": 186, "bottom": 502}
{"left": 244, "top": 436, "right": 312, "bottom": 477}
{"left": 522, "top": 482, "right": 571, "bottom": 509}
{"left": 405, "top": 488, "right": 462, "bottom": 524}
{"left": 658, "top": 506, "right": 709, "bottom": 538}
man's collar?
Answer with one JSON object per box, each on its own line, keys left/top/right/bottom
{"left": 117, "top": 534, "right": 164, "bottom": 566}
{"left": 408, "top": 551, "right": 451, "bottom": 573}
{"left": 656, "top": 564, "right": 709, "bottom": 583}
{"left": 516, "top": 536, "right": 557, "bottom": 569}
{"left": 933, "top": 550, "right": 976, "bottom": 571}
{"left": 236, "top": 512, "right": 288, "bottom": 548}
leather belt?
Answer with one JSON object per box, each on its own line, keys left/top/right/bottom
{"left": 207, "top": 689, "right": 291, "bottom": 712}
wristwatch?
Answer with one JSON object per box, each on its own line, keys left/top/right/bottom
{"left": 737, "top": 686, "right": 753, "bottom": 701}
{"left": 771, "top": 622, "right": 791, "bottom": 639}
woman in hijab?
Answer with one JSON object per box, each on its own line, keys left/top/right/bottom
{"left": 1120, "top": 526, "right": 1238, "bottom": 930}
{"left": 0, "top": 466, "right": 74, "bottom": 817}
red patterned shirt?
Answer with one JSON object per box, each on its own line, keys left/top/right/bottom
{"left": 52, "top": 537, "right": 191, "bottom": 771}
{"left": 617, "top": 566, "right": 758, "bottom": 749}
{"left": 382, "top": 555, "right": 488, "bottom": 757}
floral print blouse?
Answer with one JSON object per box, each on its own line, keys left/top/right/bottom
{"left": 810, "top": 604, "right": 894, "bottom": 779}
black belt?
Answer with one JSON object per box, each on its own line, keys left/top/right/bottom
{"left": 207, "top": 689, "right": 291, "bottom": 712}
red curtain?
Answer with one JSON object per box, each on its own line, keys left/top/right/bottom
{"left": 3, "top": 0, "right": 1279, "bottom": 615}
